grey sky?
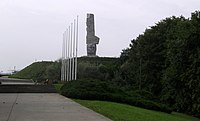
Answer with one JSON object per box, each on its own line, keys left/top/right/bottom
{"left": 0, "top": 0, "right": 199, "bottom": 72}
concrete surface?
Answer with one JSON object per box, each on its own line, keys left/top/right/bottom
{"left": 0, "top": 93, "right": 112, "bottom": 121}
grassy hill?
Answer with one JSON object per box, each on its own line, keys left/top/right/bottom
{"left": 10, "top": 57, "right": 118, "bottom": 82}
{"left": 10, "top": 61, "right": 54, "bottom": 81}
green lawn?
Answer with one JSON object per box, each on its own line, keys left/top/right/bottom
{"left": 53, "top": 84, "right": 63, "bottom": 93}
{"left": 74, "top": 99, "right": 200, "bottom": 121}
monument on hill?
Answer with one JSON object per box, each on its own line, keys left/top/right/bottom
{"left": 86, "top": 13, "right": 100, "bottom": 57}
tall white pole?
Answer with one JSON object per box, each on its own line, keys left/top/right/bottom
{"left": 65, "top": 29, "right": 69, "bottom": 82}
{"left": 70, "top": 23, "right": 73, "bottom": 81}
{"left": 63, "top": 31, "right": 66, "bottom": 81}
{"left": 67, "top": 26, "right": 70, "bottom": 81}
{"left": 69, "top": 25, "right": 71, "bottom": 81}
{"left": 61, "top": 16, "right": 79, "bottom": 82}
{"left": 72, "top": 19, "right": 76, "bottom": 80}
{"left": 75, "top": 16, "right": 78, "bottom": 80}
{"left": 61, "top": 32, "right": 65, "bottom": 81}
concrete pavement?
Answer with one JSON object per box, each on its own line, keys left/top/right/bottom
{"left": 0, "top": 93, "right": 112, "bottom": 121}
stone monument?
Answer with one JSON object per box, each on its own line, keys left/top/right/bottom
{"left": 86, "top": 13, "right": 100, "bottom": 57}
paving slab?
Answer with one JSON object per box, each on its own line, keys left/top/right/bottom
{"left": 0, "top": 93, "right": 112, "bottom": 121}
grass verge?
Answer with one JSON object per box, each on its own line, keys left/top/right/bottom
{"left": 74, "top": 99, "right": 200, "bottom": 121}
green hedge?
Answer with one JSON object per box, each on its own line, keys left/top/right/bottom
{"left": 61, "top": 79, "right": 172, "bottom": 113}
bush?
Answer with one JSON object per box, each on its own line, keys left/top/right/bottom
{"left": 61, "top": 79, "right": 172, "bottom": 113}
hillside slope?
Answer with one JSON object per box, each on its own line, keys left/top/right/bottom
{"left": 10, "top": 61, "right": 53, "bottom": 81}
{"left": 10, "top": 57, "right": 119, "bottom": 82}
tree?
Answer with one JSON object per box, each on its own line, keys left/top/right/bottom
{"left": 45, "top": 62, "right": 61, "bottom": 82}
{"left": 119, "top": 11, "right": 200, "bottom": 117}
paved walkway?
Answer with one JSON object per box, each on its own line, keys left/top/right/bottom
{"left": 0, "top": 93, "right": 112, "bottom": 121}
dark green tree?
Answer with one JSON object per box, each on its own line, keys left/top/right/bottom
{"left": 119, "top": 11, "right": 200, "bottom": 117}
{"left": 45, "top": 61, "right": 61, "bottom": 82}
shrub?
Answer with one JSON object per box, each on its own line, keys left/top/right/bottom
{"left": 61, "top": 79, "right": 172, "bottom": 113}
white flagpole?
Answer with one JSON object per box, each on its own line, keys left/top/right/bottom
{"left": 72, "top": 19, "right": 76, "bottom": 80}
{"left": 68, "top": 26, "right": 71, "bottom": 81}
{"left": 75, "top": 16, "right": 78, "bottom": 80}
{"left": 65, "top": 29, "right": 68, "bottom": 82}
{"left": 64, "top": 31, "right": 66, "bottom": 81}
{"left": 67, "top": 26, "right": 70, "bottom": 81}
{"left": 70, "top": 23, "right": 73, "bottom": 81}
{"left": 61, "top": 16, "right": 79, "bottom": 82}
{"left": 61, "top": 32, "right": 65, "bottom": 81}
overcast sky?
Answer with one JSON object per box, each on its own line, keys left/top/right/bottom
{"left": 0, "top": 0, "right": 199, "bottom": 72}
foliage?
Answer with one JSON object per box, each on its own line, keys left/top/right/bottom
{"left": 45, "top": 61, "right": 61, "bottom": 82}
{"left": 74, "top": 100, "right": 200, "bottom": 121}
{"left": 119, "top": 11, "right": 200, "bottom": 117}
{"left": 53, "top": 84, "right": 63, "bottom": 93}
{"left": 61, "top": 79, "right": 171, "bottom": 113}
{"left": 77, "top": 57, "right": 119, "bottom": 81}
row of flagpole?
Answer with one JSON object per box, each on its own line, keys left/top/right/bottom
{"left": 61, "top": 16, "right": 78, "bottom": 82}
